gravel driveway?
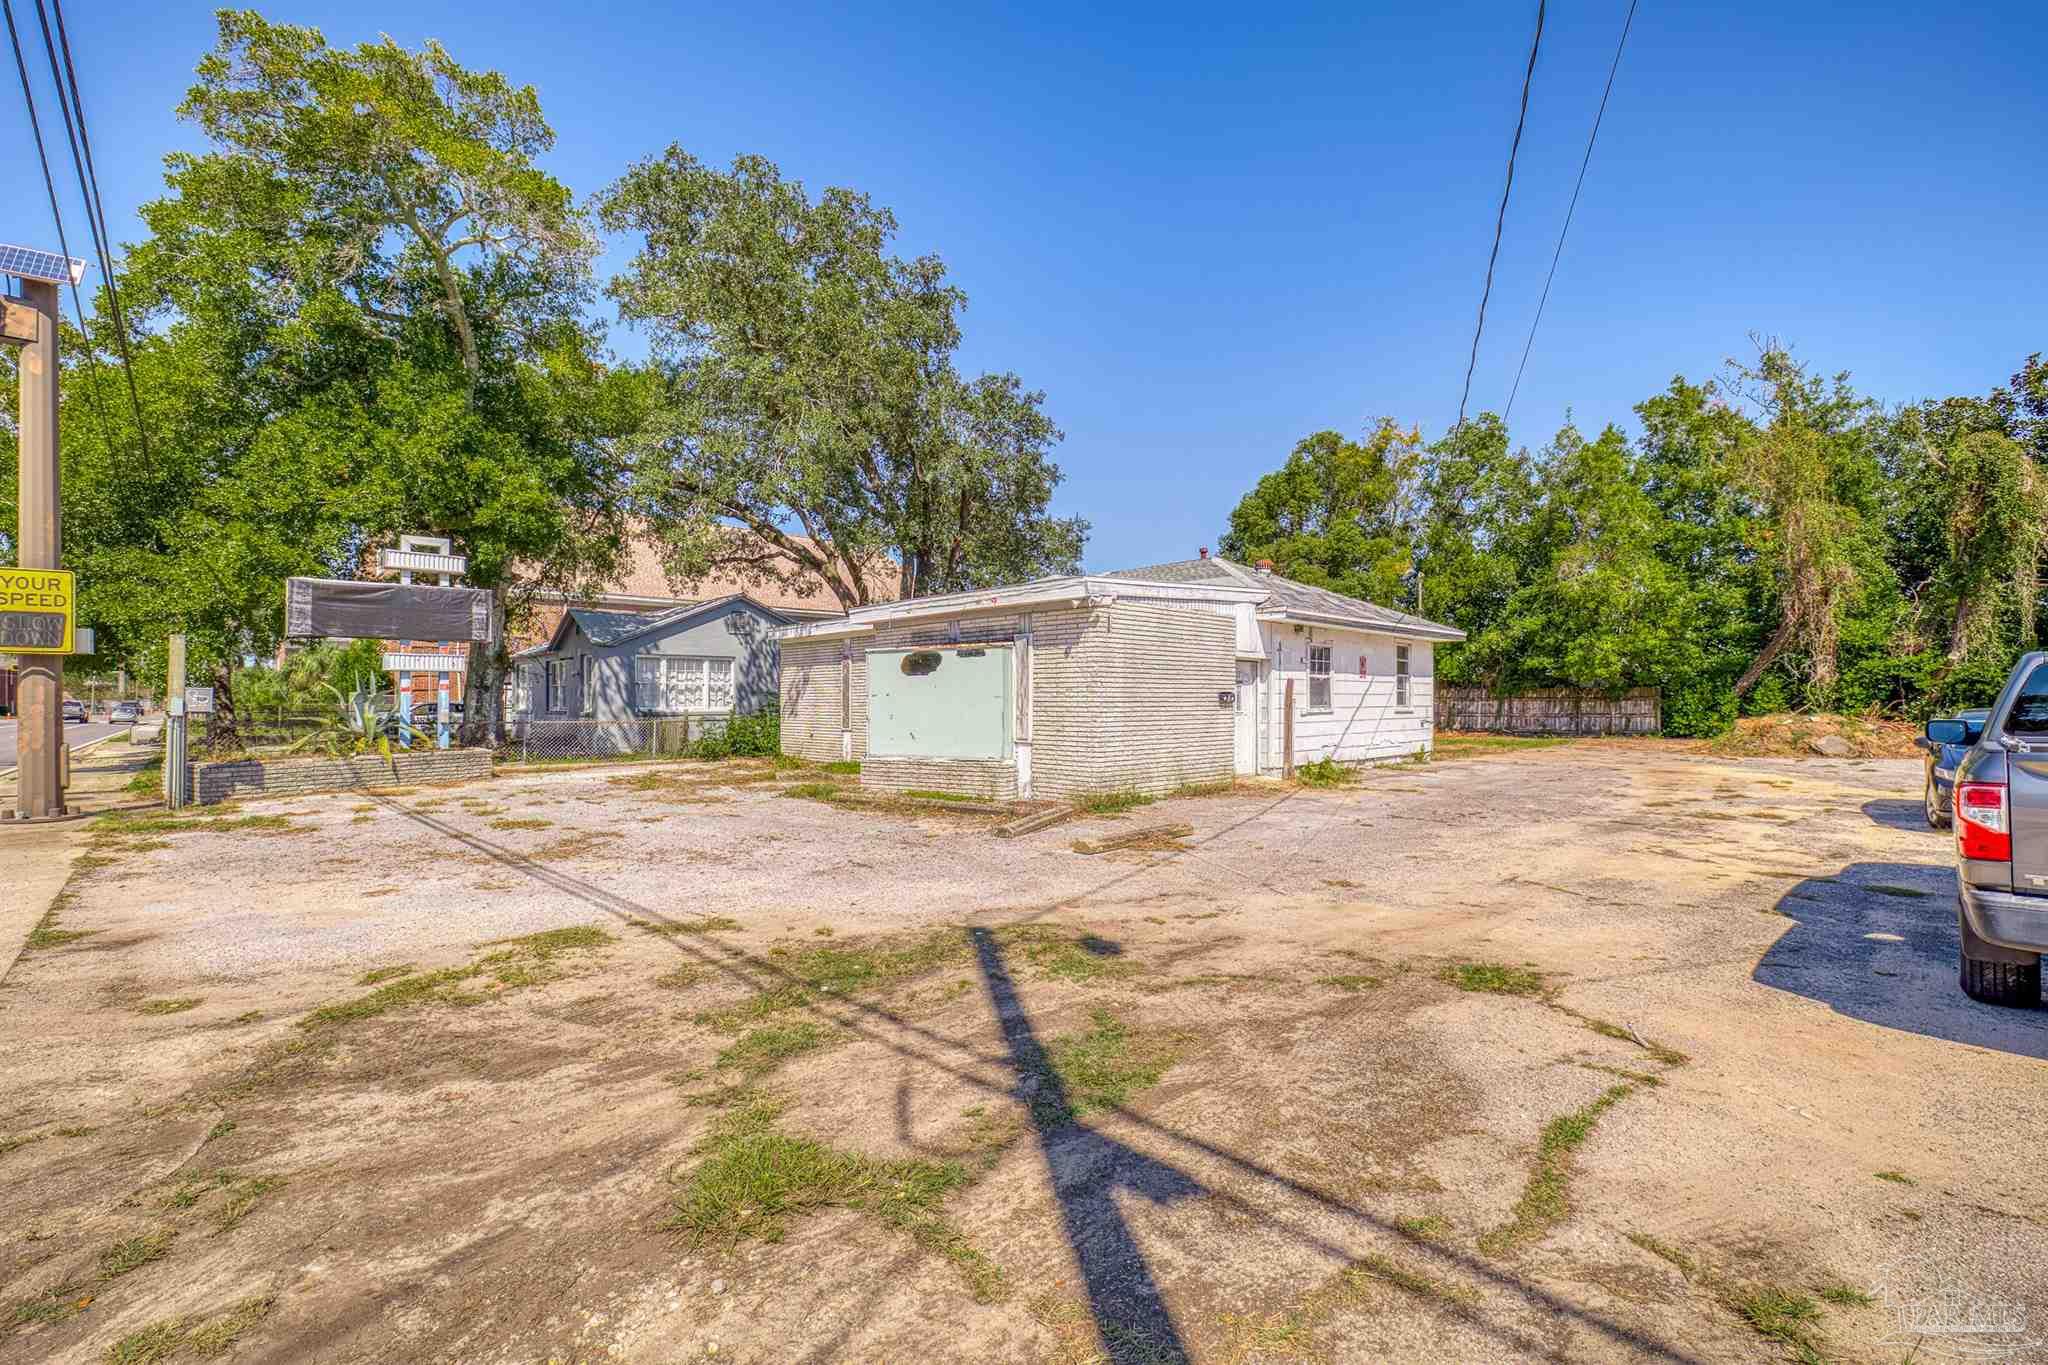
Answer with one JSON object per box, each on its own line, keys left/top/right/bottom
{"left": 2, "top": 746, "right": 2042, "bottom": 1364}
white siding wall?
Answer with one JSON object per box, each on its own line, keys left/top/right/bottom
{"left": 1261, "top": 625, "right": 1435, "bottom": 767}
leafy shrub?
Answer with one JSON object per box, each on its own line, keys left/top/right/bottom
{"left": 691, "top": 709, "right": 781, "bottom": 759}
{"left": 1294, "top": 756, "right": 1355, "bottom": 788}
{"left": 1661, "top": 679, "right": 1736, "bottom": 738}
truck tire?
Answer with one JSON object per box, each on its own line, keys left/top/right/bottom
{"left": 1925, "top": 776, "right": 1950, "bottom": 830}
{"left": 1959, "top": 912, "right": 2041, "bottom": 1007}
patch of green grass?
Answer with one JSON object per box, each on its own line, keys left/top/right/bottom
{"left": 55, "top": 1125, "right": 98, "bottom": 1138}
{"left": 103, "top": 1293, "right": 275, "bottom": 1364}
{"left": 301, "top": 919, "right": 609, "bottom": 1025}
{"left": 1815, "top": 1282, "right": 1873, "bottom": 1307}
{"left": 124, "top": 754, "right": 167, "bottom": 796}
{"left": 779, "top": 781, "right": 849, "bottom": 802}
{"left": 903, "top": 789, "right": 979, "bottom": 803}
{"left": 212, "top": 1175, "right": 284, "bottom": 1233}
{"left": 631, "top": 915, "right": 742, "bottom": 935}
{"left": 1428, "top": 734, "right": 1569, "bottom": 760}
{"left": 10, "top": 1280, "right": 89, "bottom": 1326}
{"left": 1031, "top": 1010, "right": 1181, "bottom": 1126}
{"left": 1874, "top": 1169, "right": 1916, "bottom": 1186}
{"left": 1347, "top": 1253, "right": 1480, "bottom": 1306}
{"left": 1480, "top": 1083, "right": 1637, "bottom": 1254}
{"left": 1626, "top": 1231, "right": 1696, "bottom": 1278}
{"left": 99, "top": 1228, "right": 175, "bottom": 1279}
{"left": 655, "top": 964, "right": 708, "bottom": 990}
{"left": 1293, "top": 756, "right": 1356, "bottom": 788}
{"left": 1867, "top": 884, "right": 1932, "bottom": 899}
{"left": 1395, "top": 1214, "right": 1450, "bottom": 1242}
{"left": 1073, "top": 789, "right": 1156, "bottom": 815}
{"left": 488, "top": 817, "right": 552, "bottom": 831}
{"left": 667, "top": 1098, "right": 1004, "bottom": 1300}
{"left": 0, "top": 1132, "right": 48, "bottom": 1157}
{"left": 716, "top": 1021, "right": 832, "bottom": 1077}
{"left": 1166, "top": 779, "right": 1236, "bottom": 799}
{"left": 1439, "top": 961, "right": 1547, "bottom": 997}
{"left": 1317, "top": 974, "right": 1383, "bottom": 992}
{"left": 137, "top": 998, "right": 203, "bottom": 1016}
{"left": 819, "top": 760, "right": 861, "bottom": 775}
{"left": 356, "top": 965, "right": 414, "bottom": 987}
{"left": 204, "top": 1120, "right": 236, "bottom": 1144}
{"left": 1725, "top": 1284, "right": 1825, "bottom": 1360}
{"left": 24, "top": 903, "right": 94, "bottom": 950}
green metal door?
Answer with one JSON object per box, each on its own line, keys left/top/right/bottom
{"left": 867, "top": 645, "right": 1013, "bottom": 759}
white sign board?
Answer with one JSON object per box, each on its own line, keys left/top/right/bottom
{"left": 183, "top": 686, "right": 216, "bottom": 715}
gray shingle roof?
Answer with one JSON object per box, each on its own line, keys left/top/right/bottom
{"left": 1105, "top": 557, "right": 1464, "bottom": 639}
{"left": 567, "top": 607, "right": 672, "bottom": 646}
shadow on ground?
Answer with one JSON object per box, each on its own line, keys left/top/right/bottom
{"left": 1756, "top": 859, "right": 2048, "bottom": 1058}
{"left": 1861, "top": 798, "right": 1933, "bottom": 833}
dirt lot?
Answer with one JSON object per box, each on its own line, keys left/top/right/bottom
{"left": 2, "top": 744, "right": 2044, "bottom": 1364}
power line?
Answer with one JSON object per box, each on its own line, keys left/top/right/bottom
{"left": 0, "top": 0, "right": 107, "bottom": 435}
{"left": 33, "top": 0, "right": 147, "bottom": 458}
{"left": 1505, "top": 0, "right": 1639, "bottom": 421}
{"left": 1457, "top": 0, "right": 1546, "bottom": 429}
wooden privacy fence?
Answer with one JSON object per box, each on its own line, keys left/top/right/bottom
{"left": 1434, "top": 686, "right": 1661, "bottom": 736}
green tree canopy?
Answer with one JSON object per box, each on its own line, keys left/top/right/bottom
{"left": 1218, "top": 420, "right": 1421, "bottom": 606}
{"left": 597, "top": 149, "right": 1085, "bottom": 605}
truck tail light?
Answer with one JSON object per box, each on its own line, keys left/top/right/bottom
{"left": 1956, "top": 781, "right": 2011, "bottom": 861}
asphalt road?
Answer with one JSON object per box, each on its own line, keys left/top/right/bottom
{"left": 0, "top": 719, "right": 128, "bottom": 774}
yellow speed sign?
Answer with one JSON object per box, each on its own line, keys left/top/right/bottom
{"left": 0, "top": 567, "right": 75, "bottom": 654}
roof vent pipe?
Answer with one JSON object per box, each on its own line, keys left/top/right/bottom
{"left": 1198, "top": 547, "right": 1209, "bottom": 559}
{"left": 1256, "top": 559, "right": 1275, "bottom": 573}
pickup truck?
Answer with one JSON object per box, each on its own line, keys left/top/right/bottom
{"left": 1939, "top": 652, "right": 2048, "bottom": 1007}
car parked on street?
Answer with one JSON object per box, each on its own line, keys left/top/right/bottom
{"left": 1916, "top": 707, "right": 1990, "bottom": 828}
{"left": 61, "top": 699, "right": 87, "bottom": 723}
{"left": 1941, "top": 652, "right": 2048, "bottom": 1007}
{"left": 110, "top": 700, "right": 142, "bottom": 723}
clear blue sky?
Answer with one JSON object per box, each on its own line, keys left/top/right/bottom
{"left": 8, "top": 1, "right": 2044, "bottom": 571}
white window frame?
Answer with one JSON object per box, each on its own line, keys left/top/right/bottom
{"left": 545, "top": 658, "right": 569, "bottom": 714}
{"left": 579, "top": 657, "right": 595, "bottom": 717}
{"left": 1395, "top": 644, "right": 1412, "bottom": 709}
{"left": 632, "top": 655, "right": 739, "bottom": 715}
{"left": 1307, "top": 644, "right": 1332, "bottom": 713}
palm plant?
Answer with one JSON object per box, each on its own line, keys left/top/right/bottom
{"left": 286, "top": 680, "right": 431, "bottom": 758}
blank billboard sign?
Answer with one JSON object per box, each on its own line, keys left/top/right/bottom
{"left": 285, "top": 577, "right": 494, "bottom": 643}
{"left": 867, "top": 645, "right": 1012, "bottom": 759}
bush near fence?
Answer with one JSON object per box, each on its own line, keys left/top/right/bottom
{"left": 1434, "top": 686, "right": 1661, "bottom": 737}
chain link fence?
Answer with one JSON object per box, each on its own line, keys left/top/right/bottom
{"left": 506, "top": 714, "right": 734, "bottom": 762}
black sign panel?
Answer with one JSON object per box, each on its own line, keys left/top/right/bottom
{"left": 285, "top": 577, "right": 494, "bottom": 643}
{"left": 0, "top": 611, "right": 66, "bottom": 650}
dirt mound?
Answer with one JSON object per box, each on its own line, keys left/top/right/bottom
{"left": 1707, "top": 712, "right": 1921, "bottom": 759}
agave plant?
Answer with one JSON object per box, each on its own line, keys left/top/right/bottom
{"left": 286, "top": 680, "right": 431, "bottom": 758}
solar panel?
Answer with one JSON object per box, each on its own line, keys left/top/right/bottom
{"left": 0, "top": 244, "right": 86, "bottom": 286}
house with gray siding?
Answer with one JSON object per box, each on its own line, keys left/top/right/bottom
{"left": 512, "top": 594, "right": 811, "bottom": 724}
{"left": 773, "top": 555, "right": 1464, "bottom": 801}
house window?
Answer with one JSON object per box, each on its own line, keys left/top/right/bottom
{"left": 1307, "top": 644, "right": 1331, "bottom": 712}
{"left": 579, "top": 658, "right": 595, "bottom": 717}
{"left": 546, "top": 659, "right": 569, "bottom": 714}
{"left": 1396, "top": 645, "right": 1411, "bottom": 709}
{"left": 632, "top": 656, "right": 739, "bottom": 714}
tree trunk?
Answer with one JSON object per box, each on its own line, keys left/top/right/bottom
{"left": 204, "top": 661, "right": 241, "bottom": 754}
{"left": 1732, "top": 614, "right": 1799, "bottom": 697}
{"left": 459, "top": 591, "right": 509, "bottom": 748}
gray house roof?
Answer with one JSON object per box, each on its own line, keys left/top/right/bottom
{"left": 1105, "top": 557, "right": 1465, "bottom": 641}
{"left": 539, "top": 594, "right": 802, "bottom": 654}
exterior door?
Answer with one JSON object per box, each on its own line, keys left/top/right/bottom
{"left": 1234, "top": 661, "right": 1260, "bottom": 774}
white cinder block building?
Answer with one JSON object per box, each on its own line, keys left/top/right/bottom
{"left": 774, "top": 554, "right": 1464, "bottom": 801}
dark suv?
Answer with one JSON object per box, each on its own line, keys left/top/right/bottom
{"left": 1940, "top": 652, "right": 2048, "bottom": 1007}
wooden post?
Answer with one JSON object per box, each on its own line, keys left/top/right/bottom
{"left": 1282, "top": 678, "right": 1295, "bottom": 780}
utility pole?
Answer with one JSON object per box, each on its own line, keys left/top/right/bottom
{"left": 13, "top": 274, "right": 63, "bottom": 818}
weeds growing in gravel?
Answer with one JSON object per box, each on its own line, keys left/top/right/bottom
{"left": 302, "top": 925, "right": 613, "bottom": 1026}
{"left": 1439, "top": 961, "right": 1546, "bottom": 997}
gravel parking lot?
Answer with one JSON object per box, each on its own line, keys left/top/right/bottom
{"left": 2, "top": 744, "right": 2044, "bottom": 1364}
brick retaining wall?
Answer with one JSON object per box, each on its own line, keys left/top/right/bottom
{"left": 190, "top": 748, "right": 492, "bottom": 805}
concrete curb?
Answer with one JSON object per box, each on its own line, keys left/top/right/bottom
{"left": 0, "top": 822, "right": 82, "bottom": 984}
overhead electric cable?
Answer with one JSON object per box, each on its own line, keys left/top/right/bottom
{"left": 0, "top": 0, "right": 108, "bottom": 434}
{"left": 1456, "top": 0, "right": 1546, "bottom": 429}
{"left": 1504, "top": 0, "right": 1639, "bottom": 420}
{"left": 33, "top": 0, "right": 147, "bottom": 456}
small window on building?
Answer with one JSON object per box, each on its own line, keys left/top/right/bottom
{"left": 1308, "top": 644, "right": 1331, "bottom": 712}
{"left": 1395, "top": 644, "right": 1411, "bottom": 709}
{"left": 546, "top": 658, "right": 569, "bottom": 714}
{"left": 901, "top": 651, "right": 943, "bottom": 677}
{"left": 579, "top": 657, "right": 595, "bottom": 717}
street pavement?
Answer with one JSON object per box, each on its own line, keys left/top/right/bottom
{"left": 0, "top": 719, "right": 129, "bottom": 774}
